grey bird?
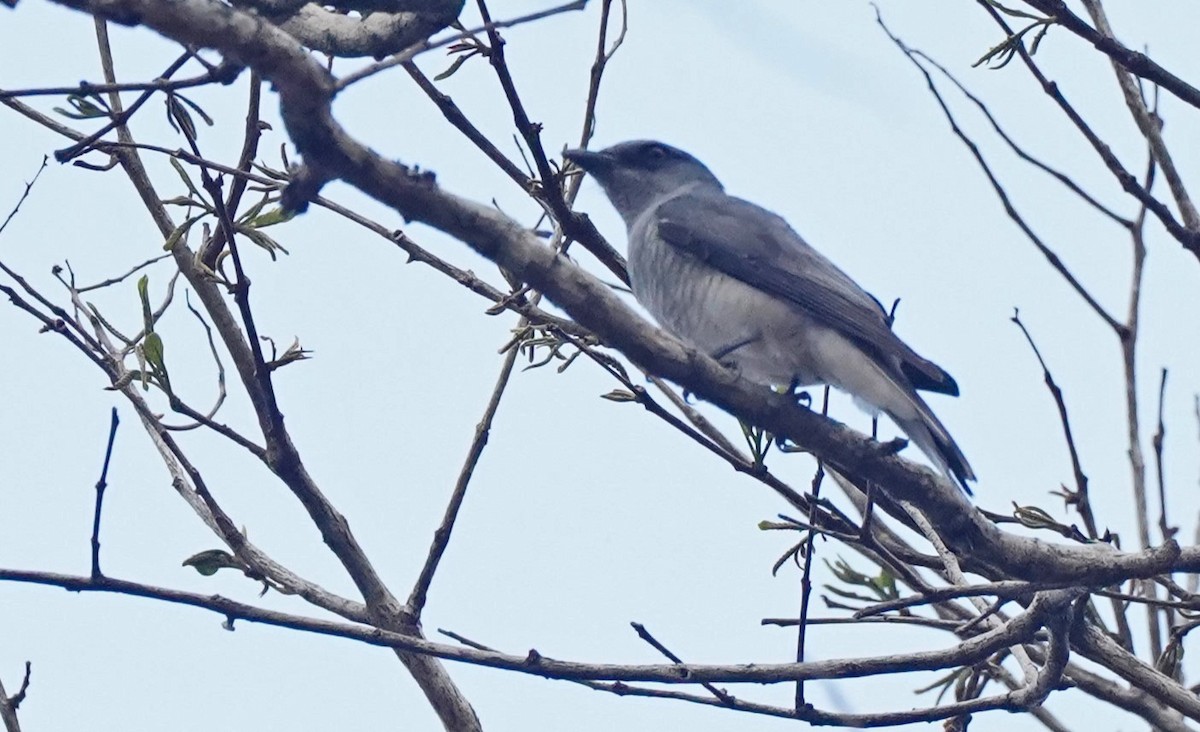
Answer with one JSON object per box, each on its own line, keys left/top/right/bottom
{"left": 564, "top": 140, "right": 975, "bottom": 488}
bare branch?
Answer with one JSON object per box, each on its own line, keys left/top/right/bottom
{"left": 0, "top": 569, "right": 1080, "bottom": 700}
{"left": 337, "top": 0, "right": 589, "bottom": 89}
{"left": 877, "top": 10, "right": 1123, "bottom": 332}
{"left": 89, "top": 407, "right": 120, "bottom": 578}
{"left": 630, "top": 622, "right": 734, "bottom": 706}
{"left": 976, "top": 0, "right": 1200, "bottom": 259}
{"left": 0, "top": 65, "right": 241, "bottom": 100}
{"left": 1016, "top": 0, "right": 1200, "bottom": 114}
{"left": 0, "top": 157, "right": 47, "bottom": 238}
{"left": 407, "top": 344, "right": 520, "bottom": 617}
{"left": 0, "top": 661, "right": 29, "bottom": 732}
{"left": 1078, "top": 0, "right": 1199, "bottom": 230}
{"left": 1009, "top": 310, "right": 1097, "bottom": 539}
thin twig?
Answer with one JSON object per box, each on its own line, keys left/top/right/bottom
{"left": 407, "top": 344, "right": 521, "bottom": 617}
{"left": 181, "top": 119, "right": 281, "bottom": 427}
{"left": 1079, "top": 0, "right": 1199, "bottom": 231}
{"left": 76, "top": 253, "right": 172, "bottom": 293}
{"left": 1151, "top": 367, "right": 1175, "bottom": 646}
{"left": 90, "top": 408, "right": 120, "bottom": 578}
{"left": 1152, "top": 368, "right": 1172, "bottom": 545}
{"left": 2, "top": 96, "right": 92, "bottom": 146}
{"left": 562, "top": 0, "right": 626, "bottom": 209}
{"left": 402, "top": 63, "right": 532, "bottom": 189}
{"left": 0, "top": 65, "right": 240, "bottom": 99}
{"left": 877, "top": 8, "right": 1122, "bottom": 333}
{"left": 909, "top": 48, "right": 1132, "bottom": 230}
{"left": 0, "top": 566, "right": 1070, "bottom": 690}
{"left": 335, "top": 0, "right": 589, "bottom": 91}
{"left": 4, "top": 563, "right": 1069, "bottom": 725}
{"left": 1119, "top": 131, "right": 1160, "bottom": 661}
{"left": 1009, "top": 309, "right": 1096, "bottom": 538}
{"left": 475, "top": 0, "right": 628, "bottom": 283}
{"left": 630, "top": 622, "right": 733, "bottom": 705}
{"left": 795, "top": 386, "right": 829, "bottom": 710}
{"left": 55, "top": 50, "right": 197, "bottom": 163}
{"left": 0, "top": 157, "right": 47, "bottom": 238}
{"left": 765, "top": 614, "right": 965, "bottom": 631}
{"left": 0, "top": 661, "right": 30, "bottom": 732}
{"left": 1015, "top": 0, "right": 1200, "bottom": 122}
{"left": 901, "top": 501, "right": 1041, "bottom": 685}
{"left": 200, "top": 71, "right": 264, "bottom": 268}
{"left": 159, "top": 292, "right": 262, "bottom": 458}
{"left": 975, "top": 0, "right": 1200, "bottom": 258}
{"left": 552, "top": 330, "right": 831, "bottom": 521}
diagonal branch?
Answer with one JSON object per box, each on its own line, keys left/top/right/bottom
{"left": 976, "top": 0, "right": 1200, "bottom": 259}
{"left": 407, "top": 344, "right": 520, "bottom": 617}
{"left": 877, "top": 9, "right": 1123, "bottom": 332}
{"left": 1077, "top": 0, "right": 1199, "bottom": 230}
{"left": 1015, "top": 0, "right": 1200, "bottom": 113}
{"left": 48, "top": 0, "right": 1200, "bottom": 645}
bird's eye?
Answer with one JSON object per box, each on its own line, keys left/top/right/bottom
{"left": 647, "top": 145, "right": 667, "bottom": 160}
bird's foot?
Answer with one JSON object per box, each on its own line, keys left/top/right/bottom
{"left": 773, "top": 435, "right": 806, "bottom": 454}
{"left": 783, "top": 376, "right": 813, "bottom": 408}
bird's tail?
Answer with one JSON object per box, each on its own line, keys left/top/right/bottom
{"left": 818, "top": 344, "right": 975, "bottom": 491}
{"left": 885, "top": 390, "right": 975, "bottom": 493}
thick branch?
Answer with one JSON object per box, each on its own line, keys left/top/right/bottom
{"left": 52, "top": 0, "right": 1200, "bottom": 591}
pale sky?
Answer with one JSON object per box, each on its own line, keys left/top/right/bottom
{"left": 2, "top": 1, "right": 1199, "bottom": 730}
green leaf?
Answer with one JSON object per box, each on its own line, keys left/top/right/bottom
{"left": 166, "top": 94, "right": 197, "bottom": 141}
{"left": 143, "top": 331, "right": 167, "bottom": 380}
{"left": 758, "top": 520, "right": 796, "bottom": 531}
{"left": 981, "top": 0, "right": 1045, "bottom": 21}
{"left": 182, "top": 549, "right": 243, "bottom": 577}
{"left": 434, "top": 54, "right": 471, "bottom": 81}
{"left": 239, "top": 226, "right": 288, "bottom": 259}
{"left": 137, "top": 274, "right": 153, "bottom": 327}
{"left": 236, "top": 195, "right": 269, "bottom": 225}
{"left": 245, "top": 206, "right": 295, "bottom": 229}
{"left": 104, "top": 369, "right": 142, "bottom": 391}
{"left": 169, "top": 157, "right": 202, "bottom": 198}
{"left": 160, "top": 195, "right": 210, "bottom": 210}
{"left": 174, "top": 92, "right": 214, "bottom": 126}
{"left": 163, "top": 214, "right": 204, "bottom": 251}
{"left": 1012, "top": 503, "right": 1060, "bottom": 530}
{"left": 1156, "top": 642, "right": 1183, "bottom": 676}
{"left": 250, "top": 161, "right": 290, "bottom": 182}
{"left": 53, "top": 94, "right": 108, "bottom": 120}
{"left": 265, "top": 336, "right": 311, "bottom": 371}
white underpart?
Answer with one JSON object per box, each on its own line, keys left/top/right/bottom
{"left": 628, "top": 213, "right": 954, "bottom": 478}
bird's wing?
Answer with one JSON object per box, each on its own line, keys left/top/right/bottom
{"left": 654, "top": 192, "right": 958, "bottom": 395}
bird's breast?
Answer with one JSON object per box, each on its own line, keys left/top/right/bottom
{"left": 627, "top": 220, "right": 831, "bottom": 387}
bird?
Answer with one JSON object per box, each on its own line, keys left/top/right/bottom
{"left": 564, "top": 140, "right": 975, "bottom": 489}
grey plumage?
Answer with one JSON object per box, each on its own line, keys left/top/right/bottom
{"left": 564, "top": 140, "right": 975, "bottom": 488}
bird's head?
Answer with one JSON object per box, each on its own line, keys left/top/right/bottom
{"left": 564, "top": 140, "right": 723, "bottom": 227}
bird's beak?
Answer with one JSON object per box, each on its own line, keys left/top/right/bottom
{"left": 563, "top": 148, "right": 614, "bottom": 173}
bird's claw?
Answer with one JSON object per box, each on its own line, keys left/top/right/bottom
{"left": 783, "top": 376, "right": 812, "bottom": 407}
